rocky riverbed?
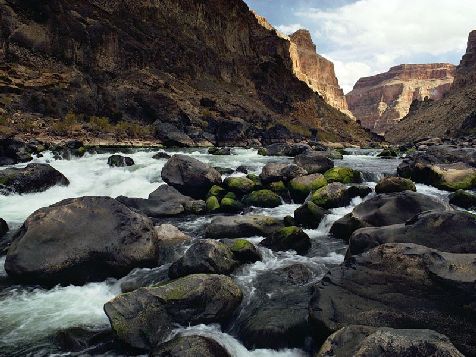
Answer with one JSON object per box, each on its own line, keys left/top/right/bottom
{"left": 0, "top": 142, "right": 475, "bottom": 356}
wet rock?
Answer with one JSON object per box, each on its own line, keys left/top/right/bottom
{"left": 449, "top": 190, "right": 476, "bottom": 210}
{"left": 347, "top": 184, "right": 372, "bottom": 199}
{"left": 294, "top": 152, "right": 334, "bottom": 174}
{"left": 154, "top": 121, "right": 194, "bottom": 147}
{"left": 205, "top": 215, "right": 284, "bottom": 239}
{"left": 107, "top": 155, "right": 134, "bottom": 167}
{"left": 0, "top": 138, "right": 33, "bottom": 166}
{"left": 214, "top": 166, "right": 234, "bottom": 175}
{"left": 267, "top": 180, "right": 290, "bottom": 202}
{"left": 207, "top": 185, "right": 226, "bottom": 200}
{"left": 235, "top": 165, "right": 248, "bottom": 174}
{"left": 283, "top": 215, "right": 296, "bottom": 226}
{"left": 330, "top": 191, "right": 450, "bottom": 241}
{"left": 265, "top": 143, "right": 311, "bottom": 157}
{"left": 324, "top": 167, "right": 362, "bottom": 184}
{"left": 152, "top": 335, "right": 231, "bottom": 357}
{"left": 311, "top": 183, "right": 351, "bottom": 209}
{"left": 377, "top": 148, "right": 398, "bottom": 158}
{"left": 309, "top": 243, "right": 476, "bottom": 356}
{"left": 162, "top": 155, "right": 222, "bottom": 199}
{"left": 243, "top": 189, "right": 281, "bottom": 208}
{"left": 375, "top": 176, "right": 416, "bottom": 194}
{"left": 54, "top": 326, "right": 116, "bottom": 354}
{"left": 260, "top": 226, "right": 311, "bottom": 255}
{"left": 289, "top": 174, "right": 327, "bottom": 203}
{"left": 260, "top": 163, "right": 307, "bottom": 184}
{"left": 220, "top": 196, "right": 244, "bottom": 213}
{"left": 0, "top": 218, "right": 8, "bottom": 238}
{"left": 257, "top": 148, "right": 267, "bottom": 156}
{"left": 223, "top": 177, "right": 256, "bottom": 195}
{"left": 208, "top": 147, "right": 231, "bottom": 155}
{"left": 104, "top": 274, "right": 243, "bottom": 350}
{"left": 294, "top": 202, "right": 327, "bottom": 229}
{"left": 152, "top": 151, "right": 171, "bottom": 160}
{"left": 317, "top": 325, "right": 464, "bottom": 357}
{"left": 348, "top": 211, "right": 476, "bottom": 256}
{"left": 221, "top": 239, "right": 262, "bottom": 264}
{"left": 206, "top": 196, "right": 221, "bottom": 212}
{"left": 0, "top": 163, "right": 69, "bottom": 194}
{"left": 5, "top": 197, "right": 159, "bottom": 285}
{"left": 231, "top": 264, "right": 314, "bottom": 349}
{"left": 169, "top": 240, "right": 238, "bottom": 278}
{"left": 155, "top": 224, "right": 191, "bottom": 264}
{"left": 120, "top": 266, "right": 170, "bottom": 293}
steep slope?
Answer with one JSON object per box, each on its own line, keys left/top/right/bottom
{"left": 0, "top": 0, "right": 371, "bottom": 145}
{"left": 347, "top": 64, "right": 455, "bottom": 135}
{"left": 386, "top": 30, "right": 476, "bottom": 143}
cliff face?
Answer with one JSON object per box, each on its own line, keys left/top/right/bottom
{"left": 288, "top": 30, "right": 351, "bottom": 117}
{"left": 386, "top": 30, "right": 476, "bottom": 143}
{"left": 346, "top": 64, "right": 456, "bottom": 135}
{"left": 0, "top": 0, "right": 370, "bottom": 145}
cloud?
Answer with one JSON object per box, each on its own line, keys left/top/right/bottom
{"left": 276, "top": 23, "right": 304, "bottom": 35}
{"left": 291, "top": 0, "right": 476, "bottom": 92}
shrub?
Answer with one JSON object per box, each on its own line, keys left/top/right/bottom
{"left": 89, "top": 116, "right": 113, "bottom": 133}
{"left": 51, "top": 113, "right": 80, "bottom": 136}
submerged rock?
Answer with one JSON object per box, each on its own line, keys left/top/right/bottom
{"left": 5, "top": 196, "right": 159, "bottom": 285}
{"left": 317, "top": 325, "right": 464, "bottom": 357}
{"left": 161, "top": 155, "right": 222, "bottom": 199}
{"left": 375, "top": 176, "right": 416, "bottom": 194}
{"left": 104, "top": 274, "right": 242, "bottom": 350}
{"left": 309, "top": 243, "right": 476, "bottom": 356}
{"left": 107, "top": 155, "right": 134, "bottom": 167}
{"left": 260, "top": 226, "right": 311, "bottom": 255}
{"left": 205, "top": 215, "right": 284, "bottom": 239}
{"left": 294, "top": 151, "right": 334, "bottom": 174}
{"left": 152, "top": 335, "right": 231, "bottom": 357}
{"left": 0, "top": 163, "right": 69, "bottom": 194}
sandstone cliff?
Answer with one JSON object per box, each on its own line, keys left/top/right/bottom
{"left": 347, "top": 64, "right": 455, "bottom": 135}
{"left": 386, "top": 30, "right": 476, "bottom": 143}
{"left": 0, "top": 0, "right": 371, "bottom": 145}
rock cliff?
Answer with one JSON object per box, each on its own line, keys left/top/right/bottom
{"left": 347, "top": 64, "right": 455, "bottom": 135}
{"left": 0, "top": 0, "right": 370, "bottom": 145}
{"left": 386, "top": 30, "right": 476, "bottom": 143}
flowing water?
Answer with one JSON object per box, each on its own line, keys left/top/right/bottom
{"left": 0, "top": 148, "right": 453, "bottom": 356}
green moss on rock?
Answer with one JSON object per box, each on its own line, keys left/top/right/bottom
{"left": 243, "top": 189, "right": 281, "bottom": 208}
{"left": 221, "top": 197, "right": 244, "bottom": 213}
{"left": 324, "top": 167, "right": 361, "bottom": 184}
{"left": 206, "top": 196, "right": 220, "bottom": 212}
{"left": 289, "top": 174, "right": 327, "bottom": 203}
{"left": 207, "top": 185, "right": 226, "bottom": 199}
{"left": 224, "top": 177, "right": 256, "bottom": 195}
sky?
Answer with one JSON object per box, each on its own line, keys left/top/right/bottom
{"left": 244, "top": 0, "right": 475, "bottom": 93}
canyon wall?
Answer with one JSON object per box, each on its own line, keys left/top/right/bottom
{"left": 0, "top": 0, "right": 370, "bottom": 145}
{"left": 386, "top": 30, "right": 476, "bottom": 143}
{"left": 346, "top": 64, "right": 455, "bottom": 135}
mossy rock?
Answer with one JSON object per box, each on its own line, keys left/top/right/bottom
{"left": 206, "top": 196, "right": 220, "bottom": 212}
{"left": 224, "top": 192, "right": 237, "bottom": 200}
{"left": 311, "top": 183, "right": 351, "bottom": 209}
{"left": 224, "top": 177, "right": 256, "bottom": 195}
{"left": 324, "top": 167, "right": 361, "bottom": 184}
{"left": 449, "top": 190, "right": 476, "bottom": 210}
{"left": 257, "top": 148, "right": 268, "bottom": 156}
{"left": 243, "top": 189, "right": 281, "bottom": 208}
{"left": 283, "top": 215, "right": 296, "bottom": 227}
{"left": 294, "top": 201, "right": 327, "bottom": 229}
{"left": 289, "top": 174, "right": 328, "bottom": 203}
{"left": 246, "top": 174, "right": 263, "bottom": 188}
{"left": 375, "top": 176, "right": 416, "bottom": 194}
{"left": 378, "top": 148, "right": 398, "bottom": 158}
{"left": 433, "top": 165, "right": 476, "bottom": 191}
{"left": 260, "top": 226, "right": 311, "bottom": 255}
{"left": 222, "top": 238, "right": 262, "bottom": 264}
{"left": 221, "top": 197, "right": 244, "bottom": 213}
{"left": 207, "top": 185, "right": 226, "bottom": 200}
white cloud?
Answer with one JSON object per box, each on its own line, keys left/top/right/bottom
{"left": 276, "top": 23, "right": 304, "bottom": 35}
{"left": 294, "top": 0, "right": 476, "bottom": 92}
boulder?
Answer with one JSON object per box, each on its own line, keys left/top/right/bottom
{"left": 104, "top": 274, "right": 243, "bottom": 350}
{"left": 221, "top": 239, "right": 262, "bottom": 264}
{"left": 161, "top": 155, "right": 222, "bottom": 199}
{"left": 120, "top": 266, "right": 170, "bottom": 293}
{"left": 205, "top": 215, "right": 284, "bottom": 239}
{"left": 107, "top": 155, "right": 134, "bottom": 167}
{"left": 154, "top": 121, "right": 194, "bottom": 147}
{"left": 206, "top": 196, "right": 221, "bottom": 212}
{"left": 223, "top": 177, "right": 256, "bottom": 195}
{"left": 377, "top": 148, "right": 398, "bottom": 158}
{"left": 0, "top": 218, "right": 8, "bottom": 238}
{"left": 317, "top": 325, "right": 464, "bottom": 357}
{"left": 220, "top": 196, "right": 244, "bottom": 213}
{"left": 243, "top": 189, "right": 281, "bottom": 208}
{"left": 231, "top": 264, "right": 314, "bottom": 349}
{"left": 294, "top": 152, "right": 334, "bottom": 174}
{"left": 0, "top": 163, "right": 69, "bottom": 194}
{"left": 324, "top": 167, "right": 361, "bottom": 184}
{"left": 260, "top": 226, "right": 311, "bottom": 255}
{"left": 294, "top": 202, "right": 327, "bottom": 229}
{"left": 289, "top": 174, "right": 327, "bottom": 203}
{"left": 375, "top": 176, "right": 416, "bottom": 194}
{"left": 348, "top": 211, "right": 476, "bottom": 256}
{"left": 152, "top": 335, "right": 231, "bottom": 357}
{"left": 169, "top": 240, "right": 238, "bottom": 278}
{"left": 260, "top": 163, "right": 307, "bottom": 184}
{"left": 53, "top": 326, "right": 116, "bottom": 355}
{"left": 264, "top": 143, "right": 311, "bottom": 157}
{"left": 152, "top": 152, "right": 171, "bottom": 160}
{"left": 449, "top": 190, "right": 476, "bottom": 210}
{"left": 309, "top": 243, "right": 476, "bottom": 356}
{"left": 155, "top": 224, "right": 191, "bottom": 264}
{"left": 207, "top": 185, "right": 226, "bottom": 200}
{"left": 208, "top": 147, "right": 231, "bottom": 155}
{"left": 347, "top": 185, "right": 372, "bottom": 199}
{"left": 0, "top": 137, "right": 33, "bottom": 166}
{"left": 214, "top": 167, "right": 234, "bottom": 175}
{"left": 5, "top": 197, "right": 159, "bottom": 285}
{"left": 330, "top": 191, "right": 450, "bottom": 241}
{"left": 311, "top": 183, "right": 351, "bottom": 209}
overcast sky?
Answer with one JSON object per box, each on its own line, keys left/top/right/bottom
{"left": 244, "top": 0, "right": 475, "bottom": 93}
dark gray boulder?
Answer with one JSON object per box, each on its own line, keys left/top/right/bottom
{"left": 154, "top": 121, "right": 194, "bottom": 147}
{"left": 449, "top": 190, "right": 476, "bottom": 210}
{"left": 260, "top": 163, "right": 307, "bottom": 184}
{"left": 107, "top": 155, "right": 134, "bottom": 167}
{"left": 375, "top": 176, "right": 416, "bottom": 194}
{"left": 204, "top": 215, "right": 284, "bottom": 239}
{"left": 294, "top": 151, "right": 334, "bottom": 174}
{"left": 293, "top": 202, "right": 327, "bottom": 229}
{"left": 152, "top": 151, "right": 171, "bottom": 160}
{"left": 317, "top": 325, "right": 464, "bottom": 357}
{"left": 265, "top": 143, "right": 311, "bottom": 157}
{"left": 309, "top": 243, "right": 476, "bottom": 356}
{"left": 0, "top": 218, "right": 8, "bottom": 238}
{"left": 5, "top": 196, "right": 159, "bottom": 285}
{"left": 0, "top": 163, "right": 69, "bottom": 194}
{"left": 221, "top": 239, "right": 262, "bottom": 264}
{"left": 152, "top": 335, "right": 231, "bottom": 357}
{"left": 348, "top": 211, "right": 476, "bottom": 257}
{"left": 260, "top": 226, "right": 311, "bottom": 255}
{"left": 104, "top": 274, "right": 242, "bottom": 350}
{"left": 161, "top": 155, "right": 222, "bottom": 199}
